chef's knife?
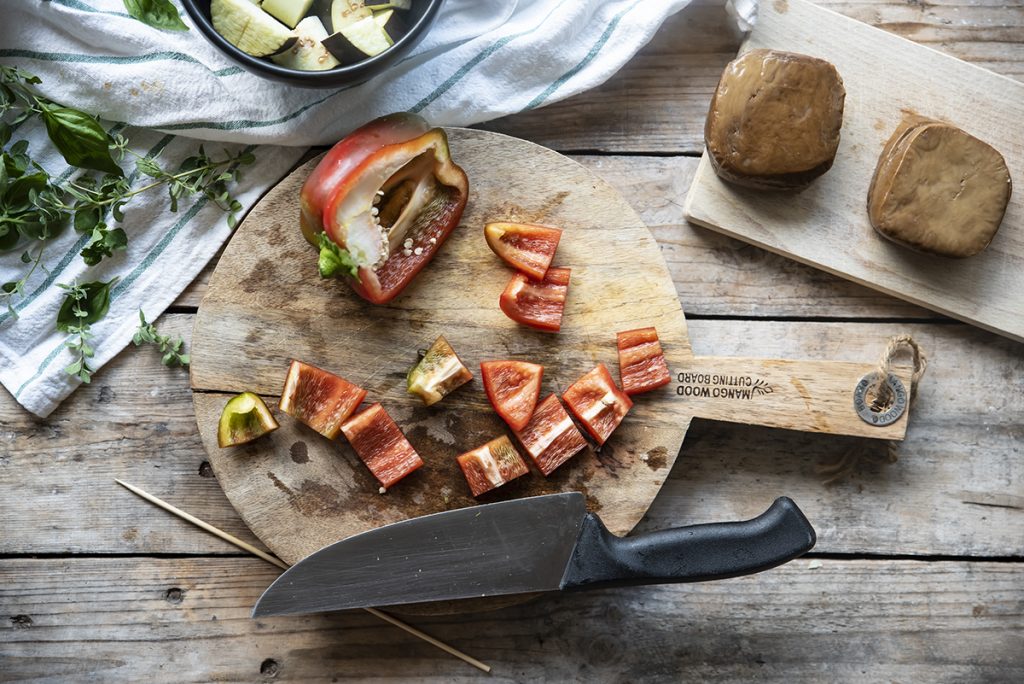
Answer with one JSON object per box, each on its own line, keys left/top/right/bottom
{"left": 253, "top": 492, "right": 815, "bottom": 616}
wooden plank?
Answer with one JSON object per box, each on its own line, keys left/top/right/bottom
{"left": 175, "top": 155, "right": 936, "bottom": 318}
{"left": 0, "top": 314, "right": 265, "bottom": 556}
{"left": 478, "top": 0, "right": 1024, "bottom": 154}
{"left": 2, "top": 316, "right": 1020, "bottom": 557}
{"left": 684, "top": 0, "right": 1024, "bottom": 342}
{"left": 189, "top": 131, "right": 697, "bottom": 578}
{"left": 1, "top": 556, "right": 1021, "bottom": 682}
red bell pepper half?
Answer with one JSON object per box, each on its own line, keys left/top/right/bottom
{"left": 456, "top": 435, "right": 530, "bottom": 497}
{"left": 340, "top": 403, "right": 424, "bottom": 489}
{"left": 299, "top": 113, "right": 469, "bottom": 305}
{"left": 499, "top": 267, "right": 571, "bottom": 332}
{"left": 515, "top": 393, "right": 588, "bottom": 476}
{"left": 561, "top": 363, "right": 633, "bottom": 445}
{"left": 484, "top": 222, "right": 562, "bottom": 280}
{"left": 480, "top": 360, "right": 543, "bottom": 432}
{"left": 617, "top": 327, "right": 672, "bottom": 395}
{"left": 278, "top": 360, "right": 367, "bottom": 439}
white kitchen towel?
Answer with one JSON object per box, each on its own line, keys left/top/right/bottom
{"left": 0, "top": 0, "right": 752, "bottom": 416}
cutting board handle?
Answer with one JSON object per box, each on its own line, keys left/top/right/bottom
{"left": 674, "top": 355, "right": 913, "bottom": 440}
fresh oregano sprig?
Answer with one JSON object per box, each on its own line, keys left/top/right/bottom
{"left": 0, "top": 67, "right": 253, "bottom": 382}
{"left": 56, "top": 278, "right": 118, "bottom": 383}
{"left": 132, "top": 309, "right": 189, "bottom": 367}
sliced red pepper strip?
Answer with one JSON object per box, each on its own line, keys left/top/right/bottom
{"left": 456, "top": 435, "right": 529, "bottom": 497}
{"left": 562, "top": 363, "right": 633, "bottom": 445}
{"left": 484, "top": 222, "right": 562, "bottom": 280}
{"left": 480, "top": 360, "right": 543, "bottom": 431}
{"left": 617, "top": 327, "right": 672, "bottom": 395}
{"left": 499, "top": 267, "right": 571, "bottom": 332}
{"left": 515, "top": 394, "right": 588, "bottom": 476}
{"left": 278, "top": 360, "right": 367, "bottom": 439}
{"left": 341, "top": 403, "right": 424, "bottom": 489}
{"left": 301, "top": 113, "right": 469, "bottom": 305}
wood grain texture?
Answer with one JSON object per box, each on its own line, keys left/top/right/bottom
{"left": 685, "top": 0, "right": 1024, "bottom": 341}
{"left": 6, "top": 2, "right": 1024, "bottom": 677}
{"left": 478, "top": 0, "right": 1024, "bottom": 154}
{"left": 189, "top": 130, "right": 693, "bottom": 595}
{"left": 175, "top": 155, "right": 940, "bottom": 319}
{"left": 1, "top": 556, "right": 1021, "bottom": 683}
{"left": 3, "top": 318, "right": 1018, "bottom": 558}
{"left": 188, "top": 129, "right": 918, "bottom": 607}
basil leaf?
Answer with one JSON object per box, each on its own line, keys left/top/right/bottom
{"left": 0, "top": 121, "right": 11, "bottom": 148}
{"left": 56, "top": 278, "right": 118, "bottom": 332}
{"left": 41, "top": 106, "right": 123, "bottom": 176}
{"left": 122, "top": 0, "right": 189, "bottom": 32}
{"left": 316, "top": 232, "right": 360, "bottom": 280}
{"left": 5, "top": 172, "right": 49, "bottom": 211}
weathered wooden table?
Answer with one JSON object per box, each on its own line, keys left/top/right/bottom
{"left": 2, "top": 1, "right": 1021, "bottom": 681}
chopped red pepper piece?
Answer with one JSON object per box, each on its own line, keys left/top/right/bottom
{"left": 499, "top": 267, "right": 571, "bottom": 332}
{"left": 278, "top": 360, "right": 367, "bottom": 439}
{"left": 561, "top": 363, "right": 633, "bottom": 445}
{"left": 515, "top": 394, "right": 588, "bottom": 476}
{"left": 617, "top": 327, "right": 672, "bottom": 395}
{"left": 484, "top": 222, "right": 562, "bottom": 280}
{"left": 456, "top": 435, "right": 530, "bottom": 497}
{"left": 341, "top": 403, "right": 424, "bottom": 489}
{"left": 300, "top": 113, "right": 469, "bottom": 305}
{"left": 480, "top": 360, "right": 543, "bottom": 432}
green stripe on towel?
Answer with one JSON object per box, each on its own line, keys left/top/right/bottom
{"left": 14, "top": 145, "right": 256, "bottom": 400}
{"left": 525, "top": 2, "right": 638, "bottom": 111}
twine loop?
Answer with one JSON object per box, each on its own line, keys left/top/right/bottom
{"left": 818, "top": 334, "right": 928, "bottom": 485}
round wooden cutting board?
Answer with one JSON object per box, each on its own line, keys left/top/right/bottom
{"left": 192, "top": 127, "right": 916, "bottom": 615}
{"left": 190, "top": 128, "right": 692, "bottom": 614}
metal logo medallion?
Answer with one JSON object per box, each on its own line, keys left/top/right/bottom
{"left": 853, "top": 372, "right": 908, "bottom": 427}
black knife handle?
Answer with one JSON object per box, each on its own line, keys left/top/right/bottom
{"left": 560, "top": 497, "right": 815, "bottom": 591}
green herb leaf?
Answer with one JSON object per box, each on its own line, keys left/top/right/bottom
{"left": 316, "top": 232, "right": 360, "bottom": 280}
{"left": 80, "top": 226, "right": 127, "bottom": 265}
{"left": 56, "top": 278, "right": 118, "bottom": 332}
{"left": 41, "top": 106, "right": 123, "bottom": 176}
{"left": 133, "top": 309, "right": 189, "bottom": 367}
{"left": 123, "top": 0, "right": 190, "bottom": 31}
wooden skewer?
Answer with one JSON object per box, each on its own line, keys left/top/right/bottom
{"left": 115, "top": 479, "right": 491, "bottom": 674}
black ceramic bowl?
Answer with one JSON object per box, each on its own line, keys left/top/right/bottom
{"left": 181, "top": 0, "right": 442, "bottom": 88}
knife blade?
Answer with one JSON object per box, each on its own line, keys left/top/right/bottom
{"left": 253, "top": 492, "right": 815, "bottom": 616}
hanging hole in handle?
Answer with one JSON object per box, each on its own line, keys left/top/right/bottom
{"left": 853, "top": 372, "right": 908, "bottom": 427}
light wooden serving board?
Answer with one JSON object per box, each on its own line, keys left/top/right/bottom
{"left": 684, "top": 0, "right": 1024, "bottom": 342}
{"left": 190, "top": 129, "right": 911, "bottom": 615}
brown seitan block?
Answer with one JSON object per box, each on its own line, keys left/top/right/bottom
{"left": 868, "top": 119, "right": 1012, "bottom": 257}
{"left": 704, "top": 49, "right": 846, "bottom": 190}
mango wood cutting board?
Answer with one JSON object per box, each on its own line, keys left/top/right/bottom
{"left": 190, "top": 128, "right": 911, "bottom": 614}
{"left": 684, "top": 0, "right": 1024, "bottom": 342}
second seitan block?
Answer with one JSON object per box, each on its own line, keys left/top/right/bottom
{"left": 705, "top": 49, "right": 846, "bottom": 190}
{"left": 868, "top": 117, "right": 1012, "bottom": 258}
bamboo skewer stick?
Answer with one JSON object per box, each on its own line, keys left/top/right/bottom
{"left": 115, "top": 479, "right": 491, "bottom": 674}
